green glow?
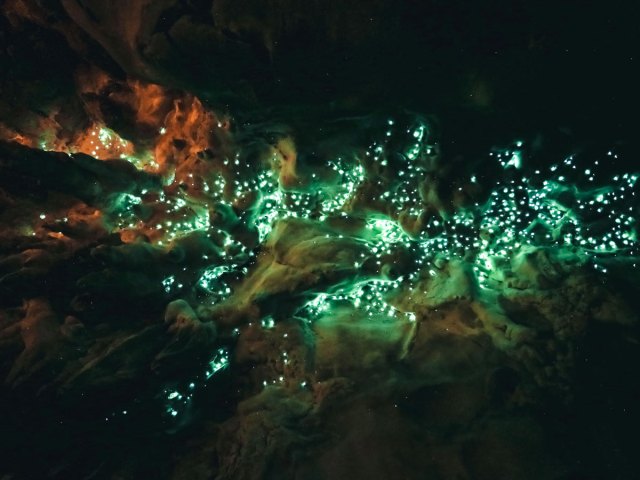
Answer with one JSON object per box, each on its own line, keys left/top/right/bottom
{"left": 261, "top": 316, "right": 276, "bottom": 329}
{"left": 56, "top": 113, "right": 637, "bottom": 414}
{"left": 98, "top": 117, "right": 636, "bottom": 334}
{"left": 163, "top": 347, "right": 230, "bottom": 419}
{"left": 506, "top": 152, "right": 522, "bottom": 169}
{"left": 205, "top": 348, "right": 230, "bottom": 379}
{"left": 198, "top": 265, "right": 232, "bottom": 303}
{"left": 162, "top": 275, "right": 176, "bottom": 293}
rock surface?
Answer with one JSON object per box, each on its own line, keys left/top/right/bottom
{"left": 0, "top": 2, "right": 639, "bottom": 480}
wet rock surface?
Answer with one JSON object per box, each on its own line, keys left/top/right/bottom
{"left": 1, "top": 2, "right": 639, "bottom": 479}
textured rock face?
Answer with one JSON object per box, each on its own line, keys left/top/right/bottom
{"left": 1, "top": 3, "right": 640, "bottom": 480}
{"left": 3, "top": 0, "right": 639, "bottom": 124}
